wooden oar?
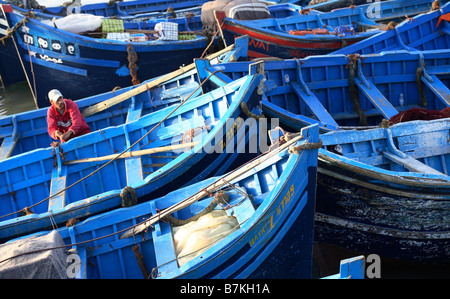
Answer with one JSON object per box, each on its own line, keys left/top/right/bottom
{"left": 63, "top": 141, "right": 198, "bottom": 164}
{"left": 119, "top": 134, "right": 304, "bottom": 239}
{"left": 81, "top": 43, "right": 237, "bottom": 118}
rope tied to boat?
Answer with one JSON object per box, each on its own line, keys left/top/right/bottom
{"left": 378, "top": 118, "right": 390, "bottom": 128}
{"left": 0, "top": 15, "right": 29, "bottom": 44}
{"left": 132, "top": 245, "right": 150, "bottom": 279}
{"left": 161, "top": 191, "right": 230, "bottom": 227}
{"left": 416, "top": 67, "right": 428, "bottom": 107}
{"left": 107, "top": 0, "right": 122, "bottom": 7}
{"left": 346, "top": 54, "right": 368, "bottom": 126}
{"left": 288, "top": 139, "right": 323, "bottom": 155}
{"left": 385, "top": 21, "right": 397, "bottom": 31}
{"left": 120, "top": 186, "right": 138, "bottom": 207}
{"left": 127, "top": 44, "right": 141, "bottom": 86}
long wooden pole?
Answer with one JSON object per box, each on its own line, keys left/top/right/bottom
{"left": 64, "top": 141, "right": 199, "bottom": 164}
{"left": 81, "top": 43, "right": 236, "bottom": 118}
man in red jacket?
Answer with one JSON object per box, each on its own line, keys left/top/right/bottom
{"left": 47, "top": 89, "right": 91, "bottom": 142}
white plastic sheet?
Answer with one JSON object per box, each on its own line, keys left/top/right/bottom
{"left": 53, "top": 13, "right": 103, "bottom": 34}
{"left": 173, "top": 209, "right": 239, "bottom": 266}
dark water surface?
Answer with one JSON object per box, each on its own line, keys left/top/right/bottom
{"left": 0, "top": 82, "right": 448, "bottom": 279}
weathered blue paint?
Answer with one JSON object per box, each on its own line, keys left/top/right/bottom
{"left": 0, "top": 35, "right": 249, "bottom": 162}
{"left": 195, "top": 49, "right": 450, "bottom": 263}
{"left": 0, "top": 73, "right": 263, "bottom": 242}
{"left": 333, "top": 1, "right": 450, "bottom": 55}
{"left": 10, "top": 123, "right": 319, "bottom": 279}
{"left": 0, "top": 4, "right": 207, "bottom": 107}
{"left": 196, "top": 49, "right": 450, "bottom": 132}
{"left": 316, "top": 119, "right": 450, "bottom": 263}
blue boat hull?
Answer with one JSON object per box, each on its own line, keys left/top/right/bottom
{"left": 0, "top": 74, "right": 263, "bottom": 242}
{"left": 216, "top": 10, "right": 376, "bottom": 59}
{"left": 333, "top": 2, "right": 450, "bottom": 55}
{"left": 315, "top": 118, "right": 450, "bottom": 263}
{"left": 315, "top": 160, "right": 450, "bottom": 263}
{"left": 0, "top": 5, "right": 208, "bottom": 107}
{"left": 8, "top": 124, "right": 319, "bottom": 279}
{"left": 0, "top": 38, "right": 26, "bottom": 88}
{"left": 194, "top": 50, "right": 450, "bottom": 264}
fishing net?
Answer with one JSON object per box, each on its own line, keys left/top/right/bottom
{"left": 172, "top": 209, "right": 239, "bottom": 267}
{"left": 0, "top": 231, "right": 68, "bottom": 279}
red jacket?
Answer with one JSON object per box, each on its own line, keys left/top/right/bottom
{"left": 47, "top": 99, "right": 91, "bottom": 141}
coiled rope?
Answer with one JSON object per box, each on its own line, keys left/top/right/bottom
{"left": 346, "top": 54, "right": 368, "bottom": 126}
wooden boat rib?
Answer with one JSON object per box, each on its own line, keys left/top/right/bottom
{"left": 0, "top": 72, "right": 263, "bottom": 242}
{"left": 196, "top": 49, "right": 450, "bottom": 132}
{"left": 2, "top": 123, "right": 320, "bottom": 279}
{"left": 194, "top": 49, "right": 450, "bottom": 263}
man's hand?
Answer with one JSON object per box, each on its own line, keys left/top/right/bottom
{"left": 54, "top": 130, "right": 73, "bottom": 142}
{"left": 54, "top": 130, "right": 63, "bottom": 140}
{"left": 60, "top": 131, "right": 73, "bottom": 142}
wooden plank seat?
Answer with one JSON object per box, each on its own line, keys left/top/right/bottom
{"left": 383, "top": 151, "right": 446, "bottom": 176}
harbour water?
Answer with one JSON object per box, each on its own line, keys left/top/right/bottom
{"left": 0, "top": 82, "right": 36, "bottom": 117}
{"left": 0, "top": 82, "right": 448, "bottom": 279}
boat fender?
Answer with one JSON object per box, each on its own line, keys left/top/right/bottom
{"left": 289, "top": 139, "right": 323, "bottom": 155}
{"left": 120, "top": 186, "right": 137, "bottom": 207}
{"left": 163, "top": 191, "right": 230, "bottom": 226}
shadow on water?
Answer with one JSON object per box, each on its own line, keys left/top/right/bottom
{"left": 0, "top": 81, "right": 36, "bottom": 118}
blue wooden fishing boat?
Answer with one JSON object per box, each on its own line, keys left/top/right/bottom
{"left": 215, "top": 3, "right": 379, "bottom": 59}
{"left": 0, "top": 36, "right": 248, "bottom": 161}
{"left": 214, "top": 0, "right": 441, "bottom": 59}
{"left": 317, "top": 118, "right": 450, "bottom": 263}
{"left": 0, "top": 3, "right": 208, "bottom": 108}
{"left": 196, "top": 49, "right": 450, "bottom": 132}
{"left": 0, "top": 72, "right": 264, "bottom": 242}
{"left": 195, "top": 49, "right": 450, "bottom": 262}
{"left": 333, "top": 1, "right": 450, "bottom": 55}
{"left": 0, "top": 124, "right": 320, "bottom": 279}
